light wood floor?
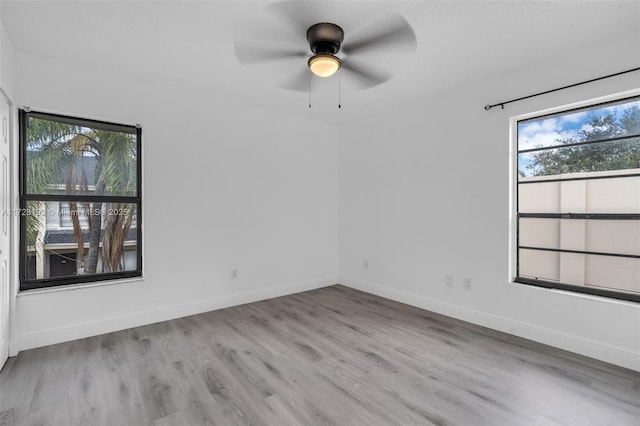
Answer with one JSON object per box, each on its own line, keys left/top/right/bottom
{"left": 1, "top": 285, "right": 639, "bottom": 425}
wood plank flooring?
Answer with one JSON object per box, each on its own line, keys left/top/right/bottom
{"left": 1, "top": 285, "right": 639, "bottom": 425}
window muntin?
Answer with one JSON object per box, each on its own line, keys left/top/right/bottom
{"left": 19, "top": 110, "right": 142, "bottom": 290}
{"left": 516, "top": 96, "right": 640, "bottom": 302}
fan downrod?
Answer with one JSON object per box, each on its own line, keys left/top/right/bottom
{"left": 307, "top": 23, "right": 344, "bottom": 54}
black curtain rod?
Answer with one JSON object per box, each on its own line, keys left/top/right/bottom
{"left": 484, "top": 67, "right": 640, "bottom": 111}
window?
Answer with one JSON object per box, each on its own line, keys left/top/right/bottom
{"left": 516, "top": 95, "right": 640, "bottom": 303}
{"left": 19, "top": 110, "right": 142, "bottom": 290}
{"left": 58, "top": 202, "right": 89, "bottom": 228}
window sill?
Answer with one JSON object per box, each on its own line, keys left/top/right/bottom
{"left": 17, "top": 275, "right": 144, "bottom": 297}
{"left": 512, "top": 278, "right": 640, "bottom": 305}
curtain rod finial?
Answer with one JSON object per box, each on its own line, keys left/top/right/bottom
{"left": 484, "top": 105, "right": 491, "bottom": 111}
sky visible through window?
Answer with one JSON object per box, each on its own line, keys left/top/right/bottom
{"left": 517, "top": 99, "right": 640, "bottom": 177}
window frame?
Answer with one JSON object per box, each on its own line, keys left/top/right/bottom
{"left": 512, "top": 92, "right": 640, "bottom": 304}
{"left": 18, "top": 109, "right": 142, "bottom": 291}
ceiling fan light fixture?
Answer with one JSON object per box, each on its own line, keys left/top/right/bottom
{"left": 308, "top": 54, "right": 341, "bottom": 77}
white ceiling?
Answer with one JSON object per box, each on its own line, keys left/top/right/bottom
{"left": 2, "top": 0, "right": 640, "bottom": 124}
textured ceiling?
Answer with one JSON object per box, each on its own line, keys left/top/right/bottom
{"left": 2, "top": 0, "right": 640, "bottom": 124}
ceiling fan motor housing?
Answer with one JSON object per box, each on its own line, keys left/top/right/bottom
{"left": 307, "top": 23, "right": 344, "bottom": 54}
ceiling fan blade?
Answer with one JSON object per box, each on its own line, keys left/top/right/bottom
{"left": 234, "top": 43, "right": 307, "bottom": 65}
{"left": 342, "top": 14, "right": 416, "bottom": 56}
{"left": 279, "top": 67, "right": 311, "bottom": 92}
{"left": 341, "top": 59, "right": 391, "bottom": 90}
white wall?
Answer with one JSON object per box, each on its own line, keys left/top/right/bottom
{"left": 14, "top": 52, "right": 339, "bottom": 349}
{"left": 0, "top": 8, "right": 16, "bottom": 100}
{"left": 338, "top": 30, "right": 640, "bottom": 371}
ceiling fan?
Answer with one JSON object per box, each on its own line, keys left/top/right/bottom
{"left": 234, "top": 2, "right": 417, "bottom": 92}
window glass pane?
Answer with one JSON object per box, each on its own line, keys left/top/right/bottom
{"left": 519, "top": 218, "right": 560, "bottom": 249}
{"left": 585, "top": 176, "right": 640, "bottom": 213}
{"left": 24, "top": 200, "right": 138, "bottom": 280}
{"left": 586, "top": 255, "right": 640, "bottom": 294}
{"left": 518, "top": 137, "right": 640, "bottom": 178}
{"left": 25, "top": 254, "right": 37, "bottom": 281}
{"left": 559, "top": 252, "right": 586, "bottom": 286}
{"left": 24, "top": 200, "right": 47, "bottom": 249}
{"left": 25, "top": 116, "right": 137, "bottom": 196}
{"left": 517, "top": 98, "right": 640, "bottom": 152}
{"left": 518, "top": 248, "right": 559, "bottom": 282}
{"left": 520, "top": 250, "right": 640, "bottom": 295}
{"left": 585, "top": 220, "right": 640, "bottom": 256}
{"left": 519, "top": 174, "right": 640, "bottom": 214}
{"left": 518, "top": 181, "right": 560, "bottom": 213}
{"left": 519, "top": 218, "right": 640, "bottom": 256}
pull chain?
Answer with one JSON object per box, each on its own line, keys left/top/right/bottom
{"left": 308, "top": 72, "right": 312, "bottom": 109}
{"left": 338, "top": 71, "right": 342, "bottom": 109}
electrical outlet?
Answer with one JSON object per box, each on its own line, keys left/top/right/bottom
{"left": 445, "top": 274, "right": 453, "bottom": 287}
{"left": 463, "top": 277, "right": 472, "bottom": 291}
{"left": 363, "top": 259, "right": 369, "bottom": 269}
{"left": 231, "top": 269, "right": 239, "bottom": 280}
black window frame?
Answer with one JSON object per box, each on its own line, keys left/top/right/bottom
{"left": 515, "top": 95, "right": 640, "bottom": 304}
{"left": 19, "top": 109, "right": 142, "bottom": 290}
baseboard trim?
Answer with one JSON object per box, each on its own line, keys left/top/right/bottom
{"left": 339, "top": 276, "right": 640, "bottom": 372}
{"left": 8, "top": 339, "right": 19, "bottom": 357}
{"left": 18, "top": 276, "right": 337, "bottom": 352}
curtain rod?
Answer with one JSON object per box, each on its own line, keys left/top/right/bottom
{"left": 483, "top": 67, "right": 640, "bottom": 111}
